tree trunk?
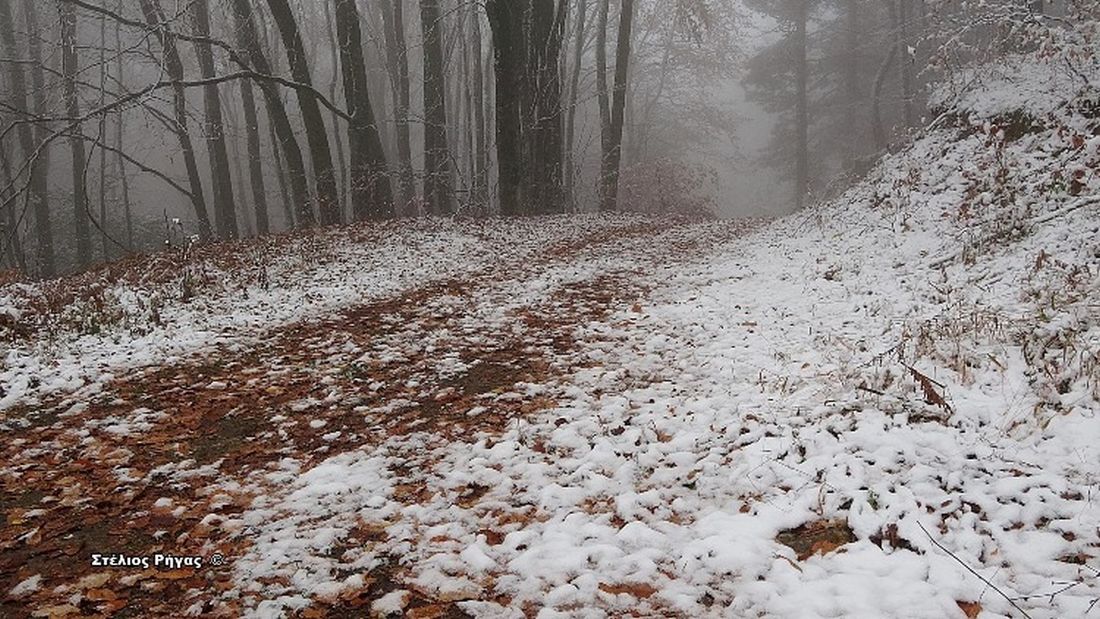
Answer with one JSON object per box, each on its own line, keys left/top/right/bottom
{"left": 60, "top": 0, "right": 93, "bottom": 268}
{"left": 239, "top": 76, "right": 270, "bottom": 235}
{"left": 420, "top": 0, "right": 455, "bottom": 215}
{"left": 269, "top": 118, "right": 294, "bottom": 229}
{"left": 793, "top": 0, "right": 809, "bottom": 210}
{"left": 470, "top": 7, "right": 488, "bottom": 211}
{"left": 98, "top": 12, "right": 109, "bottom": 260}
{"left": 114, "top": 2, "right": 133, "bottom": 250}
{"left": 898, "top": 0, "right": 915, "bottom": 128}
{"left": 486, "top": 0, "right": 525, "bottom": 216}
{"left": 596, "top": 0, "right": 611, "bottom": 150}
{"left": 138, "top": 0, "right": 214, "bottom": 242}
{"left": 266, "top": 0, "right": 342, "bottom": 225}
{"left": 228, "top": 0, "right": 313, "bottom": 227}
{"left": 379, "top": 0, "right": 416, "bottom": 214}
{"left": 872, "top": 1, "right": 899, "bottom": 151}
{"left": 322, "top": 0, "right": 349, "bottom": 216}
{"left": 564, "top": 0, "right": 588, "bottom": 211}
{"left": 529, "top": 0, "right": 569, "bottom": 214}
{"left": 599, "top": 0, "right": 633, "bottom": 212}
{"left": 0, "top": 0, "right": 53, "bottom": 276}
{"left": 191, "top": 0, "right": 239, "bottom": 240}
{"left": 335, "top": 0, "right": 394, "bottom": 220}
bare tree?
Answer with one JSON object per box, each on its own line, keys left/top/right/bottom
{"left": 228, "top": 0, "right": 313, "bottom": 227}
{"left": 191, "top": 0, "right": 239, "bottom": 240}
{"left": 334, "top": 0, "right": 394, "bottom": 220}
{"left": 600, "top": 0, "right": 635, "bottom": 212}
{"left": 420, "top": 0, "right": 455, "bottom": 215}
{"left": 0, "top": 0, "right": 53, "bottom": 275}
{"left": 138, "top": 0, "right": 214, "bottom": 242}
{"left": 266, "top": 0, "right": 342, "bottom": 225}
{"left": 379, "top": 0, "right": 416, "bottom": 214}
{"left": 60, "top": 0, "right": 93, "bottom": 267}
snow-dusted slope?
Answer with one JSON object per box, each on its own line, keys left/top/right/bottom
{"left": 226, "top": 36, "right": 1100, "bottom": 619}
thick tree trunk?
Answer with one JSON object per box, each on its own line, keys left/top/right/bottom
{"left": 485, "top": 0, "right": 525, "bottom": 216}
{"left": 530, "top": 0, "right": 569, "bottom": 214}
{"left": 379, "top": 0, "right": 416, "bottom": 214}
{"left": 419, "top": 0, "right": 455, "bottom": 215}
{"left": 0, "top": 0, "right": 53, "bottom": 276}
{"left": 335, "top": 0, "right": 394, "bottom": 220}
{"left": 564, "top": 0, "right": 588, "bottom": 211}
{"left": 794, "top": 0, "right": 809, "bottom": 210}
{"left": 191, "top": 0, "right": 239, "bottom": 240}
{"left": 266, "top": 0, "right": 342, "bottom": 226}
{"left": 138, "top": 0, "right": 214, "bottom": 242}
{"left": 60, "top": 0, "right": 93, "bottom": 268}
{"left": 599, "top": 0, "right": 633, "bottom": 212}
{"left": 228, "top": 0, "right": 313, "bottom": 227}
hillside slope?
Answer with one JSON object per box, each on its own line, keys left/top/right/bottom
{"left": 2, "top": 31, "right": 1099, "bottom": 619}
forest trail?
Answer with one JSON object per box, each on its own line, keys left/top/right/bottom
{"left": 0, "top": 217, "right": 756, "bottom": 618}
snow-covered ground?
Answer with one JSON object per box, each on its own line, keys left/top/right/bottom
{"left": 3, "top": 23, "right": 1099, "bottom": 619}
{"left": 213, "top": 42, "right": 1099, "bottom": 619}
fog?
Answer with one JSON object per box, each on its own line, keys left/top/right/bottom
{"left": 0, "top": 0, "right": 1079, "bottom": 276}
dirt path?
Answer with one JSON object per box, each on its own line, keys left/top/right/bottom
{"left": 0, "top": 218, "right": 753, "bottom": 618}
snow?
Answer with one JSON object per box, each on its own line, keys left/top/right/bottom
{"left": 214, "top": 36, "right": 1100, "bottom": 616}
{"left": 8, "top": 574, "right": 41, "bottom": 598}
{"left": 3, "top": 24, "right": 1099, "bottom": 619}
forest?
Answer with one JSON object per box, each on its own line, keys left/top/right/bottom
{"left": 0, "top": 0, "right": 1053, "bottom": 277}
{"left": 1, "top": 1, "right": 1100, "bottom": 618}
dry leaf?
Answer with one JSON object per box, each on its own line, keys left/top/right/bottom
{"left": 598, "top": 582, "right": 658, "bottom": 598}
{"left": 957, "top": 600, "right": 981, "bottom": 618}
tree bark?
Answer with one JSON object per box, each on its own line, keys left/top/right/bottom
{"left": 0, "top": 0, "right": 54, "bottom": 276}
{"left": 419, "top": 0, "right": 455, "bottom": 215}
{"left": 379, "top": 0, "right": 416, "bottom": 214}
{"left": 599, "top": 0, "right": 634, "bottom": 212}
{"left": 335, "top": 0, "right": 394, "bottom": 220}
{"left": 138, "top": 0, "right": 214, "bottom": 242}
{"left": 322, "top": 0, "right": 349, "bottom": 216}
{"left": 114, "top": 1, "right": 133, "bottom": 250}
{"left": 485, "top": 0, "right": 525, "bottom": 216}
{"left": 191, "top": 0, "right": 239, "bottom": 240}
{"left": 239, "top": 75, "right": 270, "bottom": 235}
{"left": 60, "top": 0, "right": 93, "bottom": 267}
{"left": 596, "top": 0, "right": 611, "bottom": 150}
{"left": 228, "top": 0, "right": 313, "bottom": 227}
{"left": 266, "top": 0, "right": 342, "bottom": 225}
{"left": 530, "top": 0, "right": 569, "bottom": 214}
{"left": 564, "top": 0, "right": 588, "bottom": 211}
{"left": 470, "top": 7, "right": 488, "bottom": 210}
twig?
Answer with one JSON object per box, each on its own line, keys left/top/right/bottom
{"left": 917, "top": 521, "right": 1033, "bottom": 619}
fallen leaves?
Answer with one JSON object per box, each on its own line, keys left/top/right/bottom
{"left": 956, "top": 600, "right": 982, "bottom": 618}
{"left": 598, "top": 582, "right": 659, "bottom": 598}
{"left": 776, "top": 519, "right": 856, "bottom": 561}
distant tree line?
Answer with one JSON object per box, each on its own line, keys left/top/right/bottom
{"left": 743, "top": 0, "right": 1095, "bottom": 210}
{"left": 2, "top": 0, "right": 1090, "bottom": 278}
